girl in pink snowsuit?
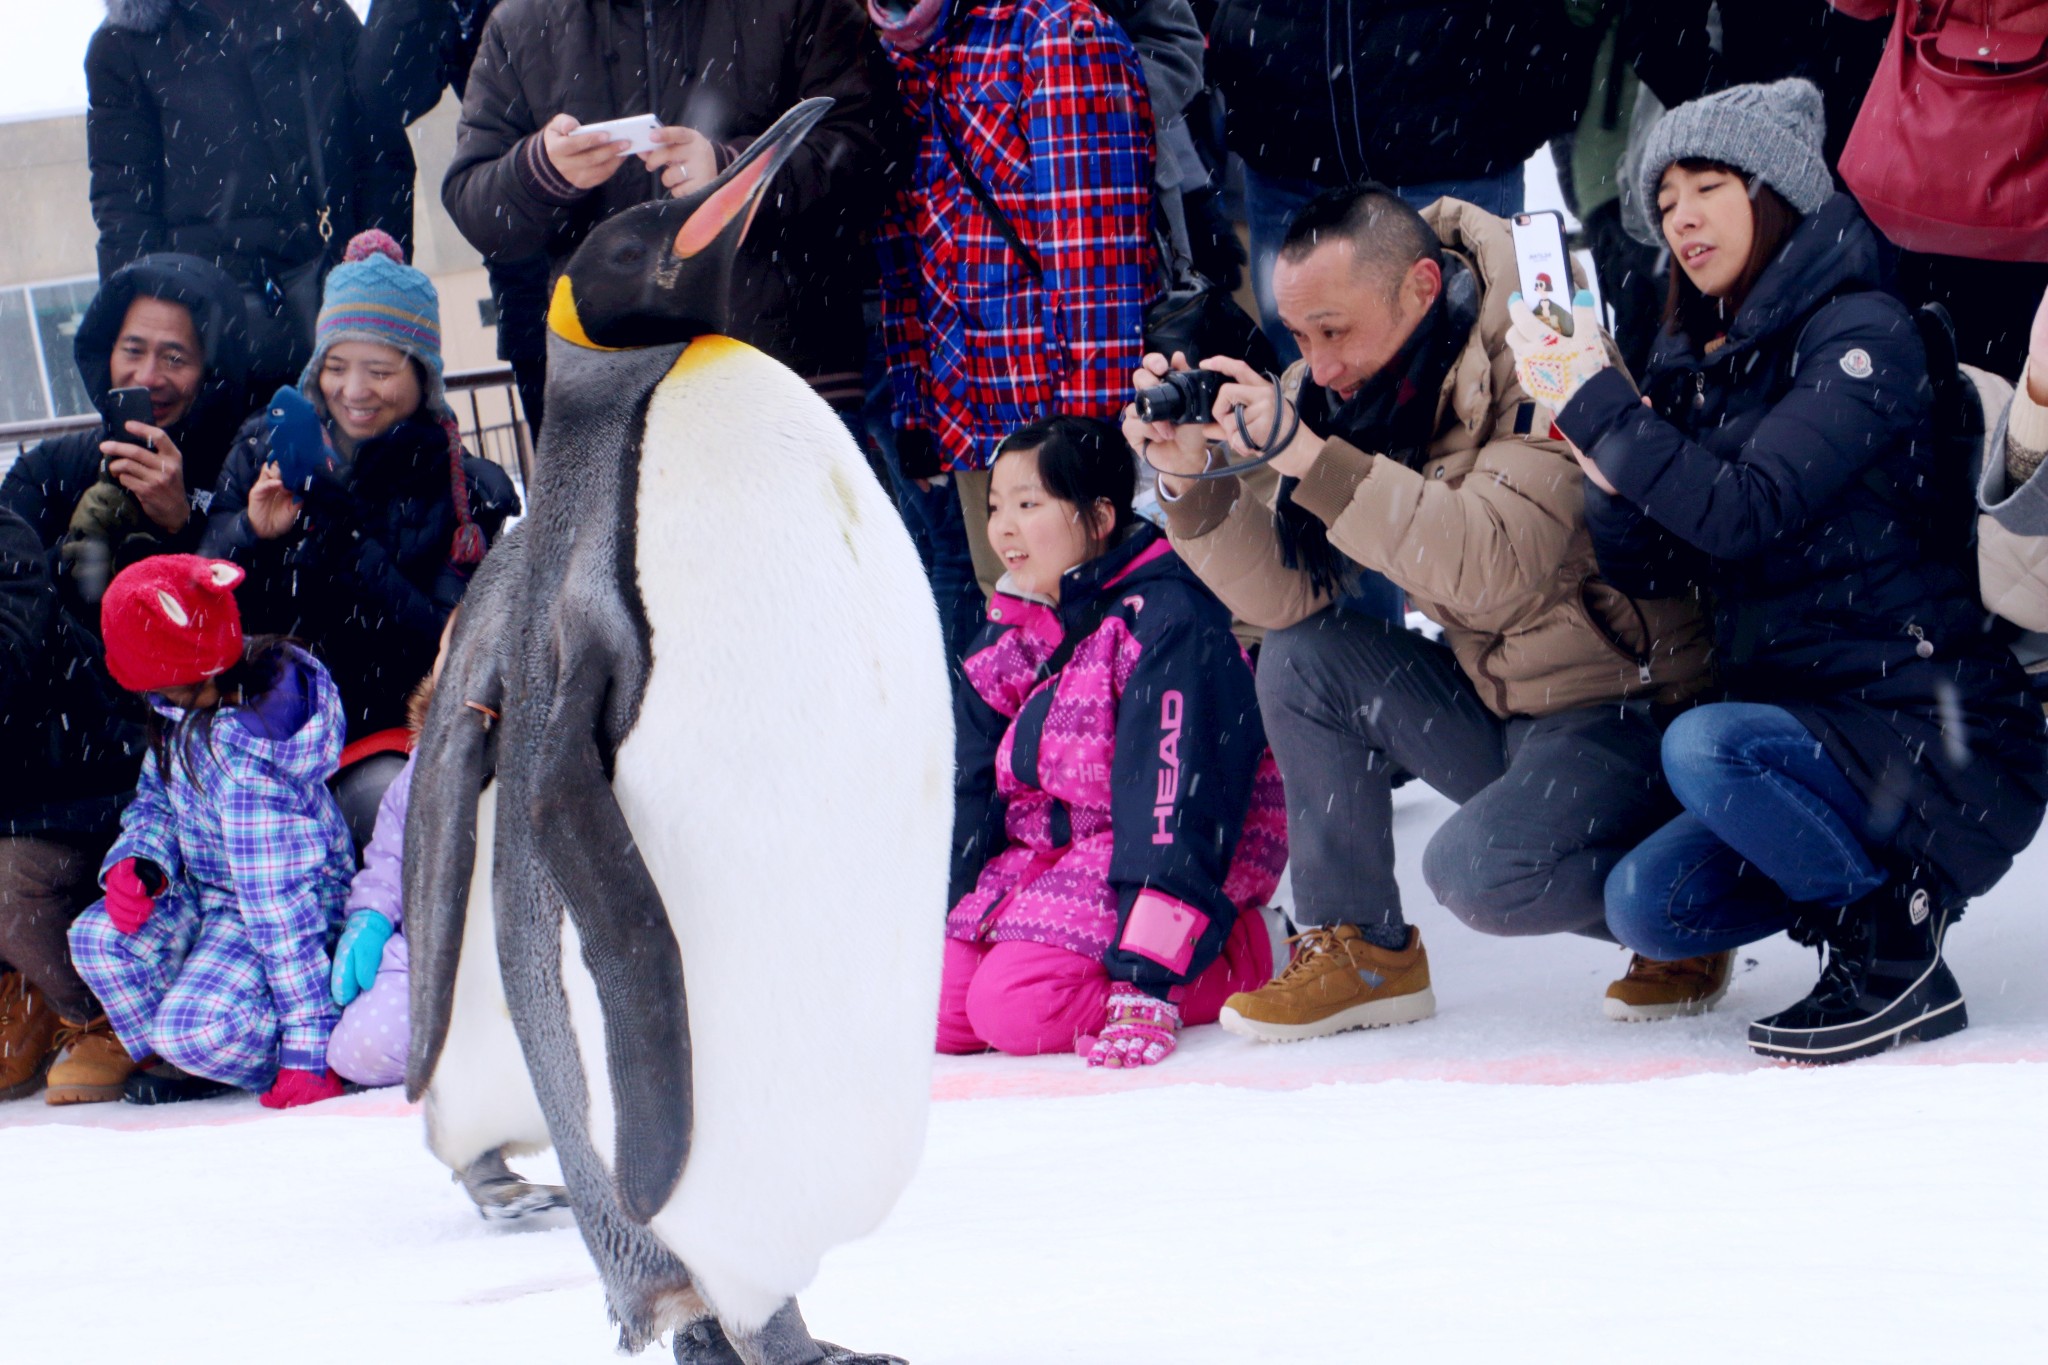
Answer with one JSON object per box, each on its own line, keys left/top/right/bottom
{"left": 942, "top": 417, "right": 1286, "bottom": 1067}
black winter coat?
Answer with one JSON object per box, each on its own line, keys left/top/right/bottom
{"left": 0, "top": 509, "right": 51, "bottom": 726}
{"left": 201, "top": 412, "right": 519, "bottom": 741}
{"left": 0, "top": 253, "right": 255, "bottom": 839}
{"left": 441, "top": 0, "right": 887, "bottom": 386}
{"left": 1206, "top": 1, "right": 1599, "bottom": 187}
{"left": 357, "top": 0, "right": 505, "bottom": 125}
{"left": 86, "top": 0, "right": 415, "bottom": 295}
{"left": 1559, "top": 194, "right": 2048, "bottom": 904}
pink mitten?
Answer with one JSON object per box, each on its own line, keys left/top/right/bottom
{"left": 104, "top": 858, "right": 159, "bottom": 935}
{"left": 1085, "top": 988, "right": 1181, "bottom": 1068}
{"left": 260, "top": 1067, "right": 344, "bottom": 1110}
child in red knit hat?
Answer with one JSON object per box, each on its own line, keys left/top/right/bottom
{"left": 58, "top": 555, "right": 357, "bottom": 1108}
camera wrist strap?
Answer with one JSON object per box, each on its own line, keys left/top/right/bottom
{"left": 1140, "top": 378, "right": 1302, "bottom": 482}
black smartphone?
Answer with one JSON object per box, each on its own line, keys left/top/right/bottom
{"left": 103, "top": 386, "right": 156, "bottom": 451}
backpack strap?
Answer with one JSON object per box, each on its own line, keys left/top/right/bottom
{"left": 933, "top": 107, "right": 1045, "bottom": 283}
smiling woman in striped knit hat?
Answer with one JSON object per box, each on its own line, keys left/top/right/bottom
{"left": 199, "top": 231, "right": 518, "bottom": 763}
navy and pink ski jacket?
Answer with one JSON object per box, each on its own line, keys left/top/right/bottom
{"left": 948, "top": 523, "right": 1287, "bottom": 1000}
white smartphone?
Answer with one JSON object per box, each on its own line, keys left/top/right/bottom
{"left": 1510, "top": 211, "right": 1574, "bottom": 337}
{"left": 578, "top": 112, "right": 661, "bottom": 157}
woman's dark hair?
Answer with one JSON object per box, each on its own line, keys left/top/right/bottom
{"left": 1659, "top": 160, "right": 1802, "bottom": 346}
{"left": 993, "top": 415, "right": 1137, "bottom": 553}
{"left": 147, "top": 635, "right": 300, "bottom": 786}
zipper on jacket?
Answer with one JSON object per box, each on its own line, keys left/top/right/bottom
{"left": 1690, "top": 370, "right": 1707, "bottom": 412}
{"left": 1579, "top": 577, "right": 1658, "bottom": 687}
{"left": 1907, "top": 623, "right": 1935, "bottom": 659}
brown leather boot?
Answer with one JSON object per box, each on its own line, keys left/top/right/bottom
{"left": 1, "top": 971, "right": 64, "bottom": 1102}
{"left": 1218, "top": 925, "right": 1436, "bottom": 1042}
{"left": 1604, "top": 950, "right": 1734, "bottom": 1022}
{"left": 45, "top": 1015, "right": 140, "bottom": 1105}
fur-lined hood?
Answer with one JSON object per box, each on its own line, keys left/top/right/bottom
{"left": 103, "top": 0, "right": 178, "bottom": 32}
{"left": 104, "top": 0, "right": 338, "bottom": 36}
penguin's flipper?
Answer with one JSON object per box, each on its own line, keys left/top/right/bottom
{"left": 403, "top": 531, "right": 523, "bottom": 1101}
{"left": 532, "top": 647, "right": 691, "bottom": 1225}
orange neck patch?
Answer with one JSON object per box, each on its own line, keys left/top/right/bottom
{"left": 546, "top": 275, "right": 621, "bottom": 351}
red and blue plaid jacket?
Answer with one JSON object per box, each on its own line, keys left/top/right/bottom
{"left": 876, "top": 0, "right": 1154, "bottom": 472}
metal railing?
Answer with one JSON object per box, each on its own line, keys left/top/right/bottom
{"left": 0, "top": 365, "right": 533, "bottom": 494}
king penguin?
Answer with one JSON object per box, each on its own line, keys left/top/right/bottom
{"left": 402, "top": 98, "right": 953, "bottom": 1365}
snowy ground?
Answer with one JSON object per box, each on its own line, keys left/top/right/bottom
{"left": 8, "top": 784, "right": 2047, "bottom": 1364}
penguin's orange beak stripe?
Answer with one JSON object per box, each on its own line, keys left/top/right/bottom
{"left": 672, "top": 153, "right": 775, "bottom": 260}
{"left": 547, "top": 275, "right": 621, "bottom": 351}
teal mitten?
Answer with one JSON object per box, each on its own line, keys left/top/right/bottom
{"left": 330, "top": 910, "right": 394, "bottom": 1007}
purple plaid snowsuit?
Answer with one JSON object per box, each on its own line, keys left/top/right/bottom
{"left": 69, "top": 648, "right": 354, "bottom": 1089}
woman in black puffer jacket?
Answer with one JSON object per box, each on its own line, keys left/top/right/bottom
{"left": 1547, "top": 81, "right": 2048, "bottom": 1063}
{"left": 202, "top": 233, "right": 517, "bottom": 752}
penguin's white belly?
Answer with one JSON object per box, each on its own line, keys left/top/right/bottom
{"left": 423, "top": 786, "right": 552, "bottom": 1171}
{"left": 609, "top": 338, "right": 953, "bottom": 1327}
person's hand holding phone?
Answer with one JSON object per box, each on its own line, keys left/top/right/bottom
{"left": 643, "top": 125, "right": 719, "bottom": 197}
{"left": 541, "top": 113, "right": 633, "bottom": 191}
{"left": 1505, "top": 290, "right": 1610, "bottom": 416}
{"left": 247, "top": 462, "right": 302, "bottom": 540}
{"left": 100, "top": 412, "right": 189, "bottom": 535}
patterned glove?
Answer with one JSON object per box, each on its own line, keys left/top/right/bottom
{"left": 1084, "top": 988, "right": 1181, "bottom": 1068}
{"left": 330, "top": 910, "right": 394, "bottom": 1007}
{"left": 104, "top": 858, "right": 162, "bottom": 936}
{"left": 260, "top": 1067, "right": 345, "bottom": 1110}
{"left": 1505, "top": 289, "right": 1610, "bottom": 416}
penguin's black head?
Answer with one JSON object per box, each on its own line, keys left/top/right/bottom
{"left": 548, "top": 97, "right": 835, "bottom": 352}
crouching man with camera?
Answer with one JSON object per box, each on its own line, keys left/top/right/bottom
{"left": 1125, "top": 185, "right": 1716, "bottom": 1039}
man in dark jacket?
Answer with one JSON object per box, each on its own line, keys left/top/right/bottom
{"left": 0, "top": 254, "right": 252, "bottom": 1093}
{"left": 441, "top": 0, "right": 886, "bottom": 426}
{"left": 1206, "top": 1, "right": 1598, "bottom": 364}
{"left": 3, "top": 255, "right": 255, "bottom": 576}
{"left": 86, "top": 0, "right": 418, "bottom": 389}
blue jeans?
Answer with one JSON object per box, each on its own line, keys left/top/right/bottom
{"left": 1605, "top": 704, "right": 1889, "bottom": 959}
{"left": 850, "top": 388, "right": 983, "bottom": 672}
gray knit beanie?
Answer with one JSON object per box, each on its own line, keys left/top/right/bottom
{"left": 1629, "top": 79, "right": 1833, "bottom": 247}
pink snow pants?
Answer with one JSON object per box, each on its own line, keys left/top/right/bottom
{"left": 936, "top": 912, "right": 1274, "bottom": 1056}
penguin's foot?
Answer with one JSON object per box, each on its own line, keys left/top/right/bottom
{"left": 722, "top": 1300, "right": 907, "bottom": 1365}
{"left": 673, "top": 1317, "right": 745, "bottom": 1365}
{"left": 456, "top": 1146, "right": 571, "bottom": 1222}
{"left": 814, "top": 1346, "right": 908, "bottom": 1365}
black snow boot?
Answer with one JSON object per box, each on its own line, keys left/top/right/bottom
{"left": 122, "top": 1062, "right": 235, "bottom": 1105}
{"left": 1749, "top": 882, "right": 1967, "bottom": 1064}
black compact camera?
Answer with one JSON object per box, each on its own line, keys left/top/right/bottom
{"left": 1132, "top": 368, "right": 1225, "bottom": 426}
